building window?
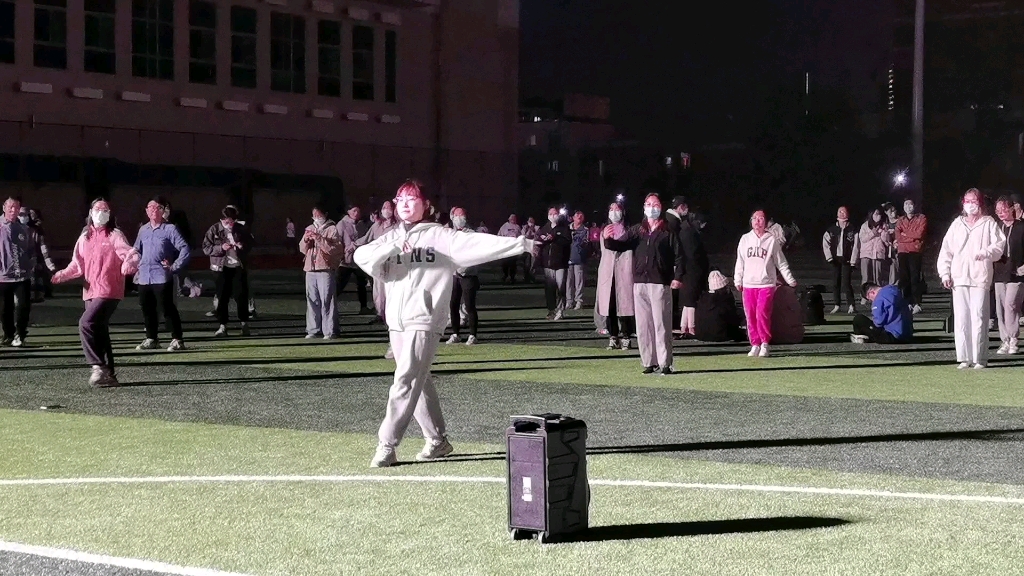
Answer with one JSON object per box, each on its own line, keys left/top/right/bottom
{"left": 548, "top": 160, "right": 559, "bottom": 172}
{"left": 352, "top": 25, "right": 373, "bottom": 101}
{"left": 84, "top": 0, "right": 115, "bottom": 74}
{"left": 0, "top": 1, "right": 15, "bottom": 64}
{"left": 529, "top": 135, "right": 537, "bottom": 147}
{"left": 34, "top": 0, "right": 67, "bottom": 69}
{"left": 230, "top": 6, "right": 257, "bottom": 88}
{"left": 384, "top": 30, "right": 396, "bottom": 103}
{"left": 270, "top": 12, "right": 305, "bottom": 94}
{"left": 188, "top": 1, "right": 216, "bottom": 84}
{"left": 317, "top": 20, "right": 341, "bottom": 97}
{"left": 132, "top": 0, "right": 174, "bottom": 79}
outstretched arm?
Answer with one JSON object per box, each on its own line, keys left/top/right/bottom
{"left": 51, "top": 235, "right": 85, "bottom": 284}
{"left": 353, "top": 233, "right": 403, "bottom": 279}
{"left": 447, "top": 230, "right": 534, "bottom": 269}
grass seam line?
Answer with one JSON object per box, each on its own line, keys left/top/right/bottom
{"left": 0, "top": 539, "right": 253, "bottom": 576}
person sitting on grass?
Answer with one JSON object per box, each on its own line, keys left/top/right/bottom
{"left": 694, "top": 270, "right": 744, "bottom": 343}
{"left": 850, "top": 282, "right": 914, "bottom": 344}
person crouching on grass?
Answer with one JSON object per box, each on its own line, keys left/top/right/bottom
{"left": 850, "top": 282, "right": 913, "bottom": 344}
{"left": 354, "top": 179, "right": 536, "bottom": 468}
{"left": 51, "top": 198, "right": 139, "bottom": 387}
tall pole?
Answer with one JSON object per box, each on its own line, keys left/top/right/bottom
{"left": 911, "top": 0, "right": 925, "bottom": 204}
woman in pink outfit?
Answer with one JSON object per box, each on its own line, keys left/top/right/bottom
{"left": 734, "top": 210, "right": 797, "bottom": 358}
{"left": 51, "top": 198, "right": 139, "bottom": 387}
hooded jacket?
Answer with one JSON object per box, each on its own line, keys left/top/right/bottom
{"left": 734, "top": 229, "right": 796, "bottom": 289}
{"left": 937, "top": 215, "right": 1005, "bottom": 288}
{"left": 354, "top": 222, "right": 533, "bottom": 333}
{"left": 52, "top": 227, "right": 139, "bottom": 300}
{"left": 0, "top": 219, "right": 38, "bottom": 283}
{"left": 300, "top": 219, "right": 342, "bottom": 272}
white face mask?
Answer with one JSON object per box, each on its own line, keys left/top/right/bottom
{"left": 18, "top": 215, "right": 29, "bottom": 224}
{"left": 452, "top": 216, "right": 467, "bottom": 229}
{"left": 548, "top": 215, "right": 559, "bottom": 225}
{"left": 381, "top": 208, "right": 393, "bottom": 219}
{"left": 608, "top": 211, "right": 623, "bottom": 223}
{"left": 963, "top": 203, "right": 980, "bottom": 216}
{"left": 644, "top": 206, "right": 661, "bottom": 220}
{"left": 91, "top": 210, "right": 110, "bottom": 226}
{"left": 313, "top": 217, "right": 326, "bottom": 227}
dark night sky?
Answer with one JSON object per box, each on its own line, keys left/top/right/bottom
{"left": 519, "top": 0, "right": 893, "bottom": 147}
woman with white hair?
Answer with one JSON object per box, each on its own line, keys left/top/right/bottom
{"left": 937, "top": 188, "right": 1006, "bottom": 369}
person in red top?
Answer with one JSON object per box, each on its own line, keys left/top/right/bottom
{"left": 51, "top": 198, "right": 140, "bottom": 388}
{"left": 895, "top": 198, "right": 928, "bottom": 313}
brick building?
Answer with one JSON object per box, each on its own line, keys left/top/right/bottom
{"left": 0, "top": 0, "right": 519, "bottom": 248}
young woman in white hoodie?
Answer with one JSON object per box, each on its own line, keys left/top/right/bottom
{"left": 937, "top": 188, "right": 1006, "bottom": 369}
{"left": 354, "top": 180, "right": 535, "bottom": 468}
{"left": 734, "top": 210, "right": 798, "bottom": 358}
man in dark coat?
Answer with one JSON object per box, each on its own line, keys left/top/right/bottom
{"left": 665, "top": 196, "right": 709, "bottom": 338}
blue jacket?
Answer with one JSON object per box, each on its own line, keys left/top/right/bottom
{"left": 0, "top": 220, "right": 37, "bottom": 283}
{"left": 569, "top": 225, "right": 590, "bottom": 265}
{"left": 133, "top": 223, "right": 191, "bottom": 285}
{"left": 872, "top": 285, "right": 913, "bottom": 341}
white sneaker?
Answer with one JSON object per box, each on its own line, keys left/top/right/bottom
{"left": 416, "top": 438, "right": 454, "bottom": 461}
{"left": 305, "top": 333, "right": 320, "bottom": 339}
{"left": 135, "top": 338, "right": 159, "bottom": 350}
{"left": 607, "top": 337, "right": 619, "bottom": 350}
{"left": 214, "top": 325, "right": 228, "bottom": 337}
{"left": 758, "top": 344, "right": 770, "bottom": 357}
{"left": 11, "top": 335, "right": 22, "bottom": 347}
{"left": 573, "top": 302, "right": 582, "bottom": 310}
{"left": 553, "top": 311, "right": 564, "bottom": 321}
{"left": 446, "top": 334, "right": 461, "bottom": 344}
{"left": 384, "top": 345, "right": 394, "bottom": 360}
{"left": 850, "top": 334, "right": 869, "bottom": 344}
{"left": 620, "top": 338, "right": 630, "bottom": 350}
{"left": 847, "top": 305, "right": 855, "bottom": 314}
{"left": 88, "top": 365, "right": 105, "bottom": 386}
{"left": 1009, "top": 342, "right": 1019, "bottom": 355}
{"left": 748, "top": 345, "right": 760, "bottom": 357}
{"left": 370, "top": 444, "right": 398, "bottom": 468}
{"left": 973, "top": 363, "right": 987, "bottom": 370}
{"left": 167, "top": 339, "right": 185, "bottom": 352}
{"left": 205, "top": 310, "right": 216, "bottom": 317}
{"left": 957, "top": 362, "right": 970, "bottom": 370}
{"left": 465, "top": 335, "right": 477, "bottom": 345}
{"left": 912, "top": 305, "right": 923, "bottom": 314}
{"left": 996, "top": 343, "right": 1010, "bottom": 355}
{"left": 830, "top": 306, "right": 840, "bottom": 314}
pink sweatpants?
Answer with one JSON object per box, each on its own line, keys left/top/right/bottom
{"left": 742, "top": 287, "right": 776, "bottom": 346}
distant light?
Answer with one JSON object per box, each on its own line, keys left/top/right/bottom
{"left": 533, "top": 116, "right": 541, "bottom": 122}
{"left": 559, "top": 207, "right": 568, "bottom": 216}
{"left": 615, "top": 194, "right": 625, "bottom": 202}
{"left": 893, "top": 169, "right": 909, "bottom": 187}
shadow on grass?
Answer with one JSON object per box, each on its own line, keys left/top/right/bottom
{"left": 118, "top": 366, "right": 557, "bottom": 387}
{"left": 564, "top": 516, "right": 852, "bottom": 542}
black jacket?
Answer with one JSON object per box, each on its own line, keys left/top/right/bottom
{"left": 538, "top": 221, "right": 572, "bottom": 269}
{"left": 695, "top": 290, "right": 744, "bottom": 342}
{"left": 604, "top": 220, "right": 685, "bottom": 285}
{"left": 666, "top": 211, "right": 710, "bottom": 306}
{"left": 994, "top": 220, "right": 1024, "bottom": 282}
{"left": 824, "top": 222, "right": 857, "bottom": 262}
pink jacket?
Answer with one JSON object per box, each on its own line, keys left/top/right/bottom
{"left": 52, "top": 227, "right": 139, "bottom": 300}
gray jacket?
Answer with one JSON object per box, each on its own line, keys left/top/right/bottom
{"left": 0, "top": 220, "right": 37, "bottom": 283}
{"left": 336, "top": 216, "right": 359, "bottom": 268}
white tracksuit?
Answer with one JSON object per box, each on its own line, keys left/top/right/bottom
{"left": 354, "top": 222, "right": 533, "bottom": 447}
{"left": 937, "top": 215, "right": 1005, "bottom": 365}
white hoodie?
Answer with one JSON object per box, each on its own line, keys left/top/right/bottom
{"left": 734, "top": 230, "right": 796, "bottom": 289}
{"left": 354, "top": 222, "right": 533, "bottom": 333}
{"left": 937, "top": 215, "right": 1005, "bottom": 288}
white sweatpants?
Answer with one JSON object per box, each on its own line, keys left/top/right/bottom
{"left": 633, "top": 283, "right": 673, "bottom": 369}
{"left": 952, "top": 285, "right": 991, "bottom": 365}
{"left": 378, "top": 330, "right": 447, "bottom": 447}
{"left": 994, "top": 282, "right": 1023, "bottom": 347}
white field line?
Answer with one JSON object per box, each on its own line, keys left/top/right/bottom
{"left": 0, "top": 474, "right": 1023, "bottom": 505}
{"left": 0, "top": 540, "right": 252, "bottom": 576}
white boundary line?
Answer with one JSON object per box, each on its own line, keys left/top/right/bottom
{"left": 0, "top": 474, "right": 1023, "bottom": 505}
{"left": 0, "top": 540, "right": 252, "bottom": 576}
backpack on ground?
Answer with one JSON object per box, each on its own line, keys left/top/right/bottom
{"left": 798, "top": 284, "right": 826, "bottom": 326}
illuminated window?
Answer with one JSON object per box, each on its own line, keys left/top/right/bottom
{"left": 34, "top": 0, "right": 67, "bottom": 69}
{"left": 317, "top": 20, "right": 341, "bottom": 97}
{"left": 230, "top": 6, "right": 257, "bottom": 88}
{"left": 189, "top": 1, "right": 216, "bottom": 84}
{"left": 270, "top": 12, "right": 305, "bottom": 93}
{"left": 548, "top": 160, "right": 559, "bottom": 172}
{"left": 352, "top": 25, "right": 374, "bottom": 100}
{"left": 132, "top": 0, "right": 174, "bottom": 79}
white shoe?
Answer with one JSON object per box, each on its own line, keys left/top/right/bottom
{"left": 214, "top": 325, "right": 228, "bottom": 337}
{"left": 620, "top": 338, "right": 630, "bottom": 350}
{"left": 416, "top": 438, "right": 454, "bottom": 461}
{"left": 446, "top": 334, "right": 461, "bottom": 344}
{"left": 748, "top": 345, "right": 760, "bottom": 357}
{"left": 830, "top": 306, "right": 840, "bottom": 314}
{"left": 11, "top": 335, "right": 22, "bottom": 347}
{"left": 135, "top": 338, "right": 159, "bottom": 350}
{"left": 553, "top": 311, "right": 564, "bottom": 321}
{"left": 758, "top": 344, "right": 770, "bottom": 357}
{"left": 847, "top": 305, "right": 855, "bottom": 314}
{"left": 305, "top": 333, "right": 320, "bottom": 339}
{"left": 996, "top": 343, "right": 1010, "bottom": 355}
{"left": 1009, "top": 343, "right": 1019, "bottom": 355}
{"left": 88, "top": 365, "right": 105, "bottom": 386}
{"left": 850, "top": 334, "right": 868, "bottom": 344}
{"left": 973, "top": 363, "right": 987, "bottom": 370}
{"left": 912, "top": 305, "right": 923, "bottom": 314}
{"left": 205, "top": 310, "right": 216, "bottom": 317}
{"left": 607, "top": 337, "right": 619, "bottom": 350}
{"left": 167, "top": 339, "right": 184, "bottom": 352}
{"left": 384, "top": 345, "right": 394, "bottom": 360}
{"left": 370, "top": 444, "right": 398, "bottom": 468}
{"left": 465, "top": 335, "right": 477, "bottom": 345}
{"left": 957, "top": 362, "right": 970, "bottom": 370}
{"left": 573, "top": 302, "right": 583, "bottom": 310}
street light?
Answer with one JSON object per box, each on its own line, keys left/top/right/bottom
{"left": 893, "top": 169, "right": 909, "bottom": 188}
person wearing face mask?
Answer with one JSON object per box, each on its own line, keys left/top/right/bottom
{"left": 881, "top": 203, "right": 901, "bottom": 286}
{"left": 937, "top": 188, "right": 1005, "bottom": 369}
{"left": 445, "top": 207, "right": 482, "bottom": 345}
{"left": 0, "top": 196, "right": 38, "bottom": 347}
{"left": 603, "top": 194, "right": 685, "bottom": 374}
{"left": 596, "top": 202, "right": 635, "bottom": 350}
{"left": 858, "top": 208, "right": 892, "bottom": 305}
{"left": 537, "top": 207, "right": 573, "bottom": 320}
{"left": 896, "top": 198, "right": 928, "bottom": 314}
{"left": 566, "top": 210, "right": 592, "bottom": 311}
{"left": 300, "top": 206, "right": 343, "bottom": 339}
{"left": 735, "top": 210, "right": 798, "bottom": 358}
{"left": 336, "top": 204, "right": 371, "bottom": 315}
{"left": 822, "top": 206, "right": 860, "bottom": 314}
{"left": 202, "top": 205, "right": 254, "bottom": 338}
{"left": 665, "top": 196, "right": 709, "bottom": 339}
{"left": 354, "top": 179, "right": 536, "bottom": 467}
{"left": 521, "top": 216, "right": 539, "bottom": 283}
{"left": 132, "top": 197, "right": 191, "bottom": 352}
{"left": 18, "top": 207, "right": 56, "bottom": 304}
{"left": 991, "top": 196, "right": 1024, "bottom": 355}
{"left": 51, "top": 198, "right": 140, "bottom": 387}
{"left": 497, "top": 214, "right": 522, "bottom": 283}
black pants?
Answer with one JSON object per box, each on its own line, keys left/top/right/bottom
{"left": 80, "top": 298, "right": 120, "bottom": 372}
{"left": 216, "top": 267, "right": 250, "bottom": 324}
{"left": 606, "top": 279, "right": 636, "bottom": 338}
{"left": 831, "top": 261, "right": 855, "bottom": 307}
{"left": 0, "top": 280, "right": 31, "bottom": 339}
{"left": 898, "top": 252, "right": 924, "bottom": 305}
{"left": 501, "top": 257, "right": 518, "bottom": 282}
{"left": 450, "top": 275, "right": 480, "bottom": 337}
{"left": 852, "top": 314, "right": 903, "bottom": 344}
{"left": 139, "top": 281, "right": 183, "bottom": 340}
{"left": 338, "top": 266, "right": 368, "bottom": 308}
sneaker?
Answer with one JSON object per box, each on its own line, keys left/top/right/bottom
{"left": 912, "top": 305, "right": 923, "bottom": 314}
{"left": 553, "top": 311, "right": 564, "bottom": 321}
{"left": 167, "top": 339, "right": 185, "bottom": 352}
{"left": 758, "top": 344, "right": 770, "bottom": 357}
{"left": 546, "top": 313, "right": 555, "bottom": 321}
{"left": 11, "top": 335, "right": 22, "bottom": 347}
{"left": 642, "top": 366, "right": 658, "bottom": 374}
{"left": 135, "top": 338, "right": 159, "bottom": 351}
{"left": 214, "top": 325, "right": 228, "bottom": 337}
{"left": 850, "top": 334, "right": 869, "bottom": 344}
{"left": 370, "top": 444, "right": 398, "bottom": 468}
{"left": 239, "top": 323, "right": 251, "bottom": 337}
{"left": 847, "top": 305, "right": 855, "bottom": 314}
{"left": 988, "top": 319, "right": 996, "bottom": 331}
{"left": 957, "top": 362, "right": 970, "bottom": 370}
{"left": 323, "top": 334, "right": 337, "bottom": 340}
{"left": 660, "top": 366, "right": 674, "bottom": 376}
{"left": 1010, "top": 342, "right": 1019, "bottom": 355}
{"left": 88, "top": 365, "right": 105, "bottom": 386}
{"left": 89, "top": 366, "right": 118, "bottom": 388}
{"left": 996, "top": 343, "right": 1010, "bottom": 355}
{"left": 748, "top": 345, "right": 760, "bottom": 357}
{"left": 620, "top": 338, "right": 630, "bottom": 350}
{"left": 597, "top": 329, "right": 610, "bottom": 336}
{"left": 205, "top": 310, "right": 216, "bottom": 317}
{"left": 416, "top": 438, "right": 454, "bottom": 461}
{"left": 305, "top": 333, "right": 321, "bottom": 339}
{"left": 446, "top": 334, "right": 461, "bottom": 344}
{"left": 973, "top": 363, "right": 987, "bottom": 370}
{"left": 607, "top": 337, "right": 619, "bottom": 350}
{"left": 573, "top": 302, "right": 583, "bottom": 311}
{"left": 384, "top": 346, "right": 395, "bottom": 360}
{"left": 465, "top": 335, "right": 477, "bottom": 345}
{"left": 830, "top": 305, "right": 840, "bottom": 314}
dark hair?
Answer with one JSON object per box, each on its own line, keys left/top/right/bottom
{"left": 866, "top": 208, "right": 884, "bottom": 229}
{"left": 312, "top": 205, "right": 328, "bottom": 216}
{"left": 222, "top": 206, "right": 239, "bottom": 220}
{"left": 861, "top": 282, "right": 879, "bottom": 299}
{"left": 150, "top": 196, "right": 169, "bottom": 209}
{"left": 84, "top": 197, "right": 117, "bottom": 239}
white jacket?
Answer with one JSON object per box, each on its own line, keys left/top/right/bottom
{"left": 354, "top": 222, "right": 533, "bottom": 333}
{"left": 734, "top": 230, "right": 796, "bottom": 289}
{"left": 937, "top": 215, "right": 1006, "bottom": 288}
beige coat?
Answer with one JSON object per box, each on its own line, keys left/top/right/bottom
{"left": 597, "top": 225, "right": 634, "bottom": 316}
{"left": 300, "top": 220, "right": 343, "bottom": 271}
